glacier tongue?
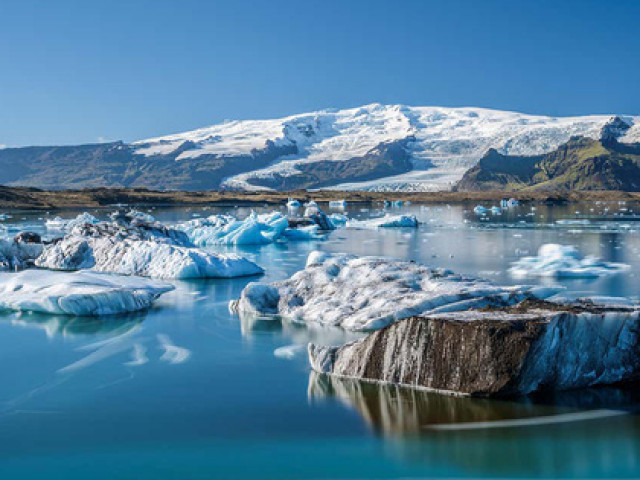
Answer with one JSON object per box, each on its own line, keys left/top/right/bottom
{"left": 230, "top": 252, "right": 560, "bottom": 331}
{"left": 0, "top": 270, "right": 174, "bottom": 316}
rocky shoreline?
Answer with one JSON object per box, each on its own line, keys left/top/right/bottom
{"left": 1, "top": 185, "right": 640, "bottom": 210}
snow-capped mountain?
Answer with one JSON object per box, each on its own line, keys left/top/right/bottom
{"left": 0, "top": 104, "right": 638, "bottom": 191}
{"left": 133, "top": 104, "right": 640, "bottom": 191}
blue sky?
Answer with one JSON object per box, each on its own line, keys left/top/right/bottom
{"left": 1, "top": 0, "right": 638, "bottom": 146}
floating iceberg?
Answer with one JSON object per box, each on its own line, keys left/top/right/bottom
{"left": 0, "top": 237, "right": 43, "bottom": 270}
{"left": 177, "top": 211, "right": 289, "bottom": 246}
{"left": 329, "top": 200, "right": 347, "bottom": 209}
{"left": 345, "top": 214, "right": 418, "bottom": 229}
{"left": 282, "top": 225, "right": 321, "bottom": 241}
{"left": 510, "top": 244, "right": 629, "bottom": 278}
{"left": 230, "top": 252, "right": 560, "bottom": 331}
{"left": 36, "top": 220, "right": 263, "bottom": 279}
{"left": 46, "top": 212, "right": 99, "bottom": 231}
{"left": 0, "top": 270, "right": 173, "bottom": 316}
{"left": 309, "top": 298, "right": 640, "bottom": 396}
{"left": 328, "top": 213, "right": 349, "bottom": 226}
{"left": 473, "top": 205, "right": 488, "bottom": 214}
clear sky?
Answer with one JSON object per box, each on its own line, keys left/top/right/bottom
{"left": 1, "top": 0, "right": 638, "bottom": 146}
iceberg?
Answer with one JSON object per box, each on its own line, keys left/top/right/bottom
{"left": 0, "top": 270, "right": 173, "bottom": 316}
{"left": 36, "top": 220, "right": 263, "bottom": 279}
{"left": 345, "top": 214, "right": 418, "bottom": 229}
{"left": 309, "top": 298, "right": 640, "bottom": 396}
{"left": 230, "top": 252, "right": 560, "bottom": 331}
{"left": 177, "top": 211, "right": 289, "bottom": 246}
{"left": 473, "top": 205, "right": 488, "bottom": 214}
{"left": 45, "top": 212, "right": 99, "bottom": 231}
{"left": 0, "top": 237, "right": 43, "bottom": 270}
{"left": 328, "top": 200, "right": 347, "bottom": 209}
{"left": 510, "top": 244, "right": 629, "bottom": 278}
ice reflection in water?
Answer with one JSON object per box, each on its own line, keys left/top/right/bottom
{"left": 310, "top": 373, "right": 640, "bottom": 477}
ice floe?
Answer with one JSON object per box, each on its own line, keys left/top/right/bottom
{"left": 510, "top": 244, "right": 629, "bottom": 278}
{"left": 230, "top": 252, "right": 560, "bottom": 331}
{"left": 345, "top": 214, "right": 418, "bottom": 229}
{"left": 0, "top": 270, "right": 173, "bottom": 316}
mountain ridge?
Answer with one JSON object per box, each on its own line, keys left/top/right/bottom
{"left": 1, "top": 104, "right": 638, "bottom": 192}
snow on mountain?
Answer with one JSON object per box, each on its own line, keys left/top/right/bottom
{"left": 133, "top": 104, "right": 639, "bottom": 191}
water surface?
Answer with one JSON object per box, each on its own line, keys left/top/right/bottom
{"left": 1, "top": 202, "right": 640, "bottom": 479}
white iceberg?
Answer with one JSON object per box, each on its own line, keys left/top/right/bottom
{"left": 345, "top": 214, "right": 418, "bottom": 229}
{"left": 329, "top": 200, "right": 347, "bottom": 209}
{"left": 282, "top": 225, "right": 321, "bottom": 241}
{"left": 0, "top": 270, "right": 173, "bottom": 316}
{"left": 177, "top": 211, "right": 289, "bottom": 246}
{"left": 0, "top": 238, "right": 43, "bottom": 270}
{"left": 510, "top": 244, "right": 629, "bottom": 278}
{"left": 473, "top": 205, "right": 488, "bottom": 214}
{"left": 230, "top": 252, "right": 560, "bottom": 331}
{"left": 36, "top": 236, "right": 263, "bottom": 279}
{"left": 328, "top": 213, "right": 349, "bottom": 226}
{"left": 46, "top": 212, "right": 99, "bottom": 231}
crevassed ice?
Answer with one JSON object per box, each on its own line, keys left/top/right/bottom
{"left": 230, "top": 252, "right": 561, "bottom": 331}
{"left": 0, "top": 270, "right": 174, "bottom": 316}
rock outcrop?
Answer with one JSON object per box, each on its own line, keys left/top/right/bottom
{"left": 309, "top": 299, "right": 640, "bottom": 397}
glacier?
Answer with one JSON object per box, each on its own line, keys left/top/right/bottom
{"left": 229, "top": 252, "right": 560, "bottom": 331}
{"left": 0, "top": 270, "right": 173, "bottom": 316}
{"left": 133, "top": 104, "right": 640, "bottom": 192}
{"left": 510, "top": 244, "right": 629, "bottom": 278}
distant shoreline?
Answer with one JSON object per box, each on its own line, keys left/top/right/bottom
{"left": 0, "top": 186, "right": 639, "bottom": 211}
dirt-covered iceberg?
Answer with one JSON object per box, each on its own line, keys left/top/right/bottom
{"left": 0, "top": 270, "right": 174, "bottom": 316}
{"left": 309, "top": 299, "right": 640, "bottom": 397}
{"left": 230, "top": 252, "right": 559, "bottom": 331}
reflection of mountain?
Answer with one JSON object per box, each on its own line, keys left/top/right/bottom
{"left": 4, "top": 311, "right": 145, "bottom": 338}
{"left": 310, "top": 373, "right": 640, "bottom": 477}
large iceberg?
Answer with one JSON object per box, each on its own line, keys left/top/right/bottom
{"left": 177, "top": 211, "right": 289, "bottom": 246}
{"left": 345, "top": 214, "right": 418, "bottom": 229}
{"left": 36, "top": 220, "right": 263, "bottom": 279}
{"left": 0, "top": 270, "right": 173, "bottom": 316}
{"left": 510, "top": 244, "right": 629, "bottom": 278}
{"left": 309, "top": 298, "right": 640, "bottom": 396}
{"left": 230, "top": 252, "right": 559, "bottom": 331}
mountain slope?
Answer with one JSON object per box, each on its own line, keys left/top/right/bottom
{"left": 0, "top": 104, "right": 638, "bottom": 191}
{"left": 456, "top": 136, "right": 640, "bottom": 191}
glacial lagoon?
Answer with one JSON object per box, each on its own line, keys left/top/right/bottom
{"left": 2, "top": 202, "right": 640, "bottom": 479}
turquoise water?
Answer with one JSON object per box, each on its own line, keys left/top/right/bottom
{"left": 2, "top": 203, "right": 640, "bottom": 479}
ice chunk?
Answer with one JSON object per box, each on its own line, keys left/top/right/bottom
{"left": 346, "top": 214, "right": 418, "bottom": 229}
{"left": 282, "top": 225, "right": 321, "bottom": 241}
{"left": 328, "top": 213, "right": 349, "bottom": 226}
{"left": 36, "top": 236, "right": 263, "bottom": 279}
{"left": 177, "top": 211, "right": 289, "bottom": 246}
{"left": 0, "top": 270, "right": 173, "bottom": 316}
{"left": 473, "top": 205, "right": 488, "bottom": 214}
{"left": 46, "top": 212, "right": 99, "bottom": 231}
{"left": 329, "top": 200, "right": 347, "bottom": 209}
{"left": 510, "top": 244, "right": 629, "bottom": 278}
{"left": 0, "top": 238, "right": 43, "bottom": 270}
{"left": 230, "top": 253, "right": 561, "bottom": 331}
